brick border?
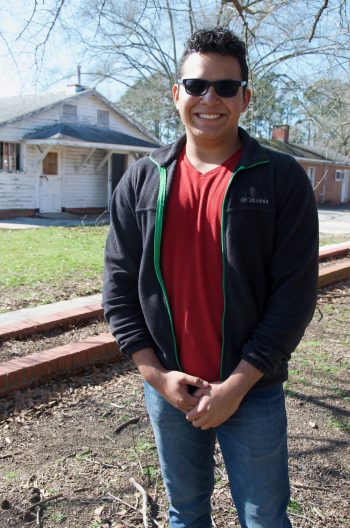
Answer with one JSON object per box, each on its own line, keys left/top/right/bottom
{"left": 318, "top": 261, "right": 350, "bottom": 288}
{"left": 319, "top": 241, "right": 350, "bottom": 261}
{"left": 0, "top": 333, "right": 120, "bottom": 397}
{"left": 0, "top": 303, "right": 103, "bottom": 341}
{"left": 0, "top": 209, "right": 37, "bottom": 219}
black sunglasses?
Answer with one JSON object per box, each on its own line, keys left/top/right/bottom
{"left": 177, "top": 78, "right": 247, "bottom": 97}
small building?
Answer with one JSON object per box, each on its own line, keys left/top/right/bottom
{"left": 262, "top": 125, "right": 350, "bottom": 206}
{"left": 0, "top": 87, "right": 160, "bottom": 218}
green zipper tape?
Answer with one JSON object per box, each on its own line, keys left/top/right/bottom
{"left": 151, "top": 155, "right": 182, "bottom": 371}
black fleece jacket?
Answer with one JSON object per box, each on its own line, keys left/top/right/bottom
{"left": 103, "top": 127, "right": 319, "bottom": 387}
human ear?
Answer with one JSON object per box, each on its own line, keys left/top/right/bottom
{"left": 242, "top": 88, "right": 251, "bottom": 113}
{"left": 172, "top": 83, "right": 180, "bottom": 108}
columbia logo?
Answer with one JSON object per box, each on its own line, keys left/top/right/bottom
{"left": 240, "top": 186, "right": 269, "bottom": 205}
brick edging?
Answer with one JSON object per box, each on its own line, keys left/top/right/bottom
{"left": 0, "top": 333, "right": 120, "bottom": 398}
{"left": 318, "top": 261, "right": 350, "bottom": 288}
{"left": 319, "top": 241, "right": 350, "bottom": 261}
{"left": 0, "top": 303, "right": 103, "bottom": 341}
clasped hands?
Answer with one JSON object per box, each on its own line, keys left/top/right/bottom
{"left": 159, "top": 371, "right": 244, "bottom": 430}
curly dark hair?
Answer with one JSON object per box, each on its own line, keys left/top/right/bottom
{"left": 178, "top": 27, "right": 248, "bottom": 82}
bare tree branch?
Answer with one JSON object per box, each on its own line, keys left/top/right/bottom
{"left": 309, "top": 0, "right": 329, "bottom": 42}
{"left": 16, "top": 0, "right": 38, "bottom": 41}
{"left": 34, "top": 0, "right": 67, "bottom": 67}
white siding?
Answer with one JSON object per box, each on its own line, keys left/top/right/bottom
{"left": 77, "top": 94, "right": 154, "bottom": 141}
{"left": 0, "top": 145, "right": 38, "bottom": 209}
{"left": 63, "top": 147, "right": 107, "bottom": 208}
{"left": 0, "top": 172, "right": 36, "bottom": 209}
{"left": 0, "top": 106, "right": 62, "bottom": 142}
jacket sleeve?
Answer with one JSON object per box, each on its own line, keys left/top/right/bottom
{"left": 102, "top": 167, "right": 156, "bottom": 358}
{"left": 241, "top": 157, "right": 319, "bottom": 375}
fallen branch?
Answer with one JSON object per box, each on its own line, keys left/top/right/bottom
{"left": 85, "top": 457, "right": 121, "bottom": 469}
{"left": 130, "top": 477, "right": 148, "bottom": 528}
{"left": 104, "top": 434, "right": 118, "bottom": 445}
{"left": 114, "top": 416, "right": 140, "bottom": 434}
{"left": 105, "top": 492, "right": 161, "bottom": 527}
{"left": 26, "top": 494, "right": 63, "bottom": 512}
{"left": 0, "top": 452, "right": 20, "bottom": 459}
{"left": 36, "top": 505, "right": 43, "bottom": 527}
{"left": 61, "top": 452, "right": 76, "bottom": 463}
{"left": 288, "top": 511, "right": 315, "bottom": 523}
{"left": 291, "top": 480, "right": 335, "bottom": 492}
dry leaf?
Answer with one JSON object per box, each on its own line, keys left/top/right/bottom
{"left": 94, "top": 505, "right": 105, "bottom": 520}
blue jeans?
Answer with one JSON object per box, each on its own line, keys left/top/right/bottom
{"left": 144, "top": 382, "right": 292, "bottom": 528}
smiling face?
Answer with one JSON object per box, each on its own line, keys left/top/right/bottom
{"left": 173, "top": 52, "right": 250, "bottom": 153}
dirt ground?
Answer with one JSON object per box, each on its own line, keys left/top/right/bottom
{"left": 0, "top": 283, "right": 349, "bottom": 528}
{"left": 0, "top": 277, "right": 103, "bottom": 314}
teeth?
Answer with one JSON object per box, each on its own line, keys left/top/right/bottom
{"left": 198, "top": 113, "right": 220, "bottom": 120}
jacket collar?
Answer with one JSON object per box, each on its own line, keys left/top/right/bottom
{"left": 149, "top": 127, "right": 271, "bottom": 168}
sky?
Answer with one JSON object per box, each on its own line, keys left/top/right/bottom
{"left": 0, "top": 0, "right": 121, "bottom": 100}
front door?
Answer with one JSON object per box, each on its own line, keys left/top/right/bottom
{"left": 341, "top": 170, "right": 349, "bottom": 204}
{"left": 39, "top": 151, "right": 62, "bottom": 213}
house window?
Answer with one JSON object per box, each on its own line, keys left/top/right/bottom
{"left": 43, "top": 152, "right": 58, "bottom": 175}
{"left": 307, "top": 167, "right": 315, "bottom": 187}
{"left": 97, "top": 109, "right": 110, "bottom": 127}
{"left": 62, "top": 103, "right": 77, "bottom": 121}
{"left": 335, "top": 170, "right": 344, "bottom": 182}
{"left": 0, "top": 142, "right": 21, "bottom": 171}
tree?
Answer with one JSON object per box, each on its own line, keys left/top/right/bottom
{"left": 4, "top": 1, "right": 350, "bottom": 143}
{"left": 296, "top": 80, "right": 350, "bottom": 156}
{"left": 118, "top": 72, "right": 182, "bottom": 143}
{"left": 240, "top": 73, "right": 296, "bottom": 138}
{"left": 74, "top": 0, "right": 350, "bottom": 141}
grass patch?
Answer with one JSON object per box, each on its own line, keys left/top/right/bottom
{"left": 0, "top": 229, "right": 341, "bottom": 290}
{"left": 76, "top": 448, "right": 92, "bottom": 462}
{"left": 4, "top": 471, "right": 17, "bottom": 480}
{"left": 319, "top": 235, "right": 350, "bottom": 246}
{"left": 50, "top": 512, "right": 66, "bottom": 524}
{"left": 288, "top": 499, "right": 303, "bottom": 514}
{"left": 328, "top": 416, "right": 350, "bottom": 433}
{"left": 0, "top": 226, "right": 108, "bottom": 288}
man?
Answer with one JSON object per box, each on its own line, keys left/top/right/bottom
{"left": 103, "top": 27, "right": 318, "bottom": 528}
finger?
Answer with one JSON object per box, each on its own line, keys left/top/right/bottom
{"left": 176, "top": 392, "right": 200, "bottom": 412}
{"left": 192, "top": 415, "right": 210, "bottom": 429}
{"left": 179, "top": 388, "right": 200, "bottom": 405}
{"left": 180, "top": 375, "right": 210, "bottom": 388}
{"left": 186, "top": 404, "right": 204, "bottom": 422}
{"left": 192, "top": 387, "right": 211, "bottom": 398}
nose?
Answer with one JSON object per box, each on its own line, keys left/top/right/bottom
{"left": 200, "top": 86, "right": 220, "bottom": 103}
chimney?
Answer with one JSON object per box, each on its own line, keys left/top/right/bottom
{"left": 272, "top": 125, "right": 289, "bottom": 143}
{"left": 66, "top": 65, "right": 85, "bottom": 94}
{"left": 77, "top": 65, "right": 81, "bottom": 85}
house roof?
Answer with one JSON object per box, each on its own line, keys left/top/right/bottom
{"left": 23, "top": 123, "right": 159, "bottom": 149}
{"left": 0, "top": 88, "right": 161, "bottom": 146}
{"left": 0, "top": 92, "right": 79, "bottom": 124}
{"left": 259, "top": 138, "right": 350, "bottom": 165}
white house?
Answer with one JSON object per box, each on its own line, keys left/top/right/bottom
{"left": 0, "top": 87, "right": 160, "bottom": 218}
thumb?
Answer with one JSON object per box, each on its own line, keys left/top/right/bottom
{"left": 181, "top": 375, "right": 210, "bottom": 389}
